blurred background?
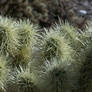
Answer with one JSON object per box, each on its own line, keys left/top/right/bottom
{"left": 0, "top": 0, "right": 92, "bottom": 29}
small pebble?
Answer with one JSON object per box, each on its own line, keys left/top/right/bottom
{"left": 78, "top": 10, "right": 87, "bottom": 16}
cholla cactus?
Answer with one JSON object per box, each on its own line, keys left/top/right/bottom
{"left": 6, "top": 66, "right": 40, "bottom": 92}
{"left": 77, "top": 23, "right": 92, "bottom": 92}
{"left": 55, "top": 21, "right": 85, "bottom": 51}
{"left": 60, "top": 20, "right": 92, "bottom": 48}
{"left": 38, "top": 27, "right": 75, "bottom": 62}
{"left": 78, "top": 49, "right": 92, "bottom": 92}
{"left": 35, "top": 21, "right": 92, "bottom": 92}
{"left": 0, "top": 56, "right": 10, "bottom": 92}
{"left": 13, "top": 19, "right": 38, "bottom": 65}
{"left": 16, "top": 19, "right": 37, "bottom": 47}
{"left": 0, "top": 15, "right": 91, "bottom": 92}
{"left": 31, "top": 58, "right": 78, "bottom": 92}
{"left": 0, "top": 16, "right": 20, "bottom": 56}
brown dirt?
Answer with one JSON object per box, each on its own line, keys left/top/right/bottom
{"left": 0, "top": 0, "right": 92, "bottom": 29}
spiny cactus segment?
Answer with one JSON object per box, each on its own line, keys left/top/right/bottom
{"left": 0, "top": 16, "right": 20, "bottom": 56}
{"left": 0, "top": 16, "right": 91, "bottom": 92}
{"left": 0, "top": 56, "right": 10, "bottom": 92}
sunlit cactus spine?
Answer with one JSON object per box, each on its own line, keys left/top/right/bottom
{"left": 79, "top": 22, "right": 92, "bottom": 47}
{"left": 0, "top": 56, "right": 10, "bottom": 92}
{"left": 16, "top": 19, "right": 37, "bottom": 47}
{"left": 13, "top": 19, "right": 38, "bottom": 66}
{"left": 31, "top": 58, "right": 78, "bottom": 92}
{"left": 6, "top": 65, "right": 40, "bottom": 92}
{"left": 57, "top": 21, "right": 85, "bottom": 51}
{"left": 0, "top": 16, "right": 20, "bottom": 57}
{"left": 37, "top": 27, "right": 75, "bottom": 62}
{"left": 0, "top": 15, "right": 92, "bottom": 92}
{"left": 52, "top": 22, "right": 92, "bottom": 92}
